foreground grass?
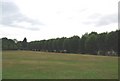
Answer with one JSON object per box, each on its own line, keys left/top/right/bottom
{"left": 2, "top": 51, "right": 118, "bottom": 79}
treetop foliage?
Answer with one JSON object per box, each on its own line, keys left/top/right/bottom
{"left": 1, "top": 30, "right": 119, "bottom": 56}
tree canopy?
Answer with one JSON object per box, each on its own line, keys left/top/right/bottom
{"left": 1, "top": 30, "right": 119, "bottom": 56}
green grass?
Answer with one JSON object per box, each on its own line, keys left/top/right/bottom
{"left": 2, "top": 51, "right": 118, "bottom": 79}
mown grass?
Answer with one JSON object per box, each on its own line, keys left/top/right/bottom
{"left": 2, "top": 51, "right": 118, "bottom": 79}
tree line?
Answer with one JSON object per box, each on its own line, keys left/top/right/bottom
{"left": 1, "top": 30, "right": 119, "bottom": 56}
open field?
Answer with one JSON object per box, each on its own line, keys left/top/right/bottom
{"left": 2, "top": 51, "right": 118, "bottom": 79}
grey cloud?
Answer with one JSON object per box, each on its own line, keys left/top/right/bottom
{"left": 95, "top": 13, "right": 117, "bottom": 26}
{"left": 0, "top": 1, "right": 44, "bottom": 30}
{"left": 1, "top": 1, "right": 19, "bottom": 15}
{"left": 83, "top": 13, "right": 117, "bottom": 27}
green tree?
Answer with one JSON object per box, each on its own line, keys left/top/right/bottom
{"left": 63, "top": 38, "right": 70, "bottom": 53}
{"left": 85, "top": 33, "right": 98, "bottom": 54}
{"left": 2, "top": 38, "right": 17, "bottom": 50}
{"left": 22, "top": 37, "right": 27, "bottom": 50}
{"left": 69, "top": 36, "right": 80, "bottom": 53}
{"left": 79, "top": 33, "right": 88, "bottom": 53}
{"left": 96, "top": 32, "right": 107, "bottom": 55}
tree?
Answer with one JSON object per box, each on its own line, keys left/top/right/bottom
{"left": 2, "top": 38, "right": 17, "bottom": 50}
{"left": 69, "top": 36, "right": 80, "bottom": 53}
{"left": 63, "top": 38, "right": 70, "bottom": 53}
{"left": 22, "top": 37, "right": 27, "bottom": 50}
{"left": 105, "top": 31, "right": 118, "bottom": 55}
{"left": 85, "top": 33, "right": 98, "bottom": 54}
{"left": 96, "top": 32, "right": 107, "bottom": 55}
{"left": 2, "top": 29, "right": 119, "bottom": 56}
{"left": 79, "top": 33, "right": 88, "bottom": 53}
{"left": 57, "top": 37, "right": 66, "bottom": 52}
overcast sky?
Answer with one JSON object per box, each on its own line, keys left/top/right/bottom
{"left": 0, "top": 0, "right": 119, "bottom": 42}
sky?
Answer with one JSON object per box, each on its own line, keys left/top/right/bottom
{"left": 0, "top": 0, "right": 119, "bottom": 42}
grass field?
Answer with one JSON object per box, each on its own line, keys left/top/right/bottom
{"left": 2, "top": 51, "right": 118, "bottom": 79}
